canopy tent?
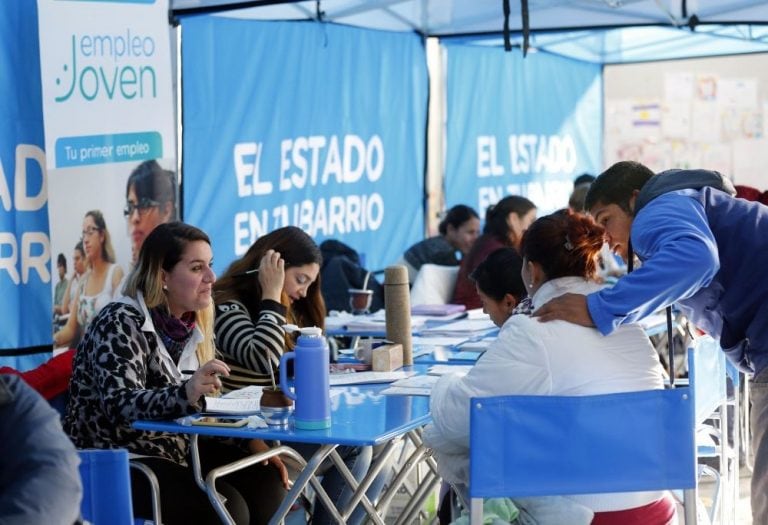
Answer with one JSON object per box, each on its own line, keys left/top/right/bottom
{"left": 169, "top": 0, "right": 768, "bottom": 62}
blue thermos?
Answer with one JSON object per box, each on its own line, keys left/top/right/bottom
{"left": 280, "top": 326, "right": 331, "bottom": 429}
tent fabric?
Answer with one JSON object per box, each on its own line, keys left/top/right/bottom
{"left": 169, "top": 1, "right": 768, "bottom": 64}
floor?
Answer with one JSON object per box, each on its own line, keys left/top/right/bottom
{"left": 382, "top": 468, "right": 754, "bottom": 524}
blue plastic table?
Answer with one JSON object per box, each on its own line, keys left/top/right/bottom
{"left": 134, "top": 379, "right": 437, "bottom": 525}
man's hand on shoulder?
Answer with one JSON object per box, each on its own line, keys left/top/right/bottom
{"left": 532, "top": 293, "right": 595, "bottom": 328}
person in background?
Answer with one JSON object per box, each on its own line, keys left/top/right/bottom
{"left": 0, "top": 245, "right": 87, "bottom": 399}
{"left": 64, "top": 222, "right": 285, "bottom": 525}
{"left": 426, "top": 210, "right": 673, "bottom": 524}
{"left": 735, "top": 184, "right": 762, "bottom": 202}
{"left": 470, "top": 247, "right": 527, "bottom": 327}
{"left": 435, "top": 247, "right": 527, "bottom": 525}
{"left": 213, "top": 225, "right": 373, "bottom": 525}
{"left": 54, "top": 210, "right": 123, "bottom": 349}
{"left": 125, "top": 160, "right": 177, "bottom": 266}
{"left": 568, "top": 175, "right": 625, "bottom": 283}
{"left": 213, "top": 226, "right": 325, "bottom": 391}
{"left": 59, "top": 242, "right": 86, "bottom": 317}
{"left": 452, "top": 195, "right": 536, "bottom": 309}
{"left": 533, "top": 161, "right": 768, "bottom": 524}
{"left": 1, "top": 213, "right": 123, "bottom": 400}
{"left": 402, "top": 204, "right": 480, "bottom": 282}
{"left": 0, "top": 375, "right": 82, "bottom": 525}
{"left": 573, "top": 172, "right": 596, "bottom": 188}
{"left": 568, "top": 184, "right": 591, "bottom": 212}
{"left": 52, "top": 253, "right": 69, "bottom": 317}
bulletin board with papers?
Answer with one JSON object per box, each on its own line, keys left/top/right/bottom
{"left": 603, "top": 53, "right": 768, "bottom": 188}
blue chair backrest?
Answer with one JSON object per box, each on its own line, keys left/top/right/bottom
{"left": 687, "top": 335, "right": 727, "bottom": 426}
{"left": 469, "top": 388, "right": 696, "bottom": 499}
{"left": 78, "top": 448, "right": 134, "bottom": 525}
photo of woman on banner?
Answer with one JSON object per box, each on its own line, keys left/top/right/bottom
{"left": 53, "top": 210, "right": 123, "bottom": 349}
{"left": 125, "top": 159, "right": 178, "bottom": 266}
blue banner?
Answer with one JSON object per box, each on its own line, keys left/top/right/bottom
{"left": 0, "top": 1, "right": 52, "bottom": 369}
{"left": 182, "top": 18, "right": 428, "bottom": 274}
{"left": 444, "top": 44, "right": 602, "bottom": 215}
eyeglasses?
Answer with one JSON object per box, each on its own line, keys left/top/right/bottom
{"left": 81, "top": 226, "right": 101, "bottom": 239}
{"left": 124, "top": 198, "right": 161, "bottom": 217}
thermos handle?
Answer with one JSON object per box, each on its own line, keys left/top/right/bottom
{"left": 279, "top": 352, "right": 296, "bottom": 401}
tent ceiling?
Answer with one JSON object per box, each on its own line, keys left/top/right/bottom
{"left": 169, "top": 0, "right": 768, "bottom": 62}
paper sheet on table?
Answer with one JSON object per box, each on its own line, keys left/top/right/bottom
{"left": 420, "top": 318, "right": 496, "bottom": 336}
{"left": 456, "top": 339, "right": 493, "bottom": 353}
{"left": 203, "top": 396, "right": 262, "bottom": 415}
{"left": 428, "top": 365, "right": 473, "bottom": 376}
{"left": 325, "top": 312, "right": 356, "bottom": 330}
{"left": 329, "top": 370, "right": 416, "bottom": 386}
{"left": 381, "top": 368, "right": 470, "bottom": 396}
{"left": 411, "top": 335, "right": 469, "bottom": 347}
{"left": 390, "top": 374, "right": 440, "bottom": 389}
{"left": 380, "top": 386, "right": 433, "bottom": 396}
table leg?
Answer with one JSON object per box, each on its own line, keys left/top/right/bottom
{"left": 376, "top": 431, "right": 431, "bottom": 513}
{"left": 326, "top": 441, "right": 401, "bottom": 524}
{"left": 268, "top": 444, "right": 342, "bottom": 525}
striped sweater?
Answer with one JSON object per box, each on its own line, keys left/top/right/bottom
{"left": 214, "top": 299, "right": 287, "bottom": 392}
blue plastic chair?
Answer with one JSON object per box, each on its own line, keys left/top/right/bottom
{"left": 686, "top": 335, "right": 734, "bottom": 524}
{"left": 78, "top": 448, "right": 135, "bottom": 525}
{"left": 468, "top": 388, "right": 697, "bottom": 524}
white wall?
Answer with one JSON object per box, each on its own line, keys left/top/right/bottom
{"left": 603, "top": 53, "right": 768, "bottom": 190}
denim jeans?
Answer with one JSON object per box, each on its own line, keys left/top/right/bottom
{"left": 750, "top": 366, "right": 768, "bottom": 524}
{"left": 287, "top": 442, "right": 373, "bottom": 525}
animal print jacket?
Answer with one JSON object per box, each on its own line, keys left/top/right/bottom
{"left": 63, "top": 295, "right": 202, "bottom": 466}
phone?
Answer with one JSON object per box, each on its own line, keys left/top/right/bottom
{"left": 190, "top": 417, "right": 248, "bottom": 428}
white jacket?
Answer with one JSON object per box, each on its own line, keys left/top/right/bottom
{"left": 424, "top": 277, "right": 666, "bottom": 512}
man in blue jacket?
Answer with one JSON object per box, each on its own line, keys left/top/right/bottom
{"left": 0, "top": 375, "right": 82, "bottom": 524}
{"left": 534, "top": 160, "right": 768, "bottom": 522}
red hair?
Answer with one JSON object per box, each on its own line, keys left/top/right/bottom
{"left": 521, "top": 209, "right": 604, "bottom": 280}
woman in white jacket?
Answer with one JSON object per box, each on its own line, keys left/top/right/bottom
{"left": 424, "top": 209, "right": 674, "bottom": 524}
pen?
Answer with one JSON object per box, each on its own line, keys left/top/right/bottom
{"left": 233, "top": 268, "right": 259, "bottom": 277}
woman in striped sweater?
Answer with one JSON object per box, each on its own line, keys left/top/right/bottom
{"left": 213, "top": 226, "right": 325, "bottom": 391}
{"left": 213, "top": 226, "right": 372, "bottom": 525}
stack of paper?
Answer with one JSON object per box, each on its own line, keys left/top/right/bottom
{"left": 411, "top": 304, "right": 466, "bottom": 316}
{"left": 419, "top": 318, "right": 497, "bottom": 337}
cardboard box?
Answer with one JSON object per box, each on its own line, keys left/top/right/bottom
{"left": 372, "top": 343, "right": 403, "bottom": 372}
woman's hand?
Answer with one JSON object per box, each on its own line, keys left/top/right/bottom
{"left": 185, "top": 359, "right": 230, "bottom": 404}
{"left": 249, "top": 439, "right": 290, "bottom": 489}
{"left": 258, "top": 249, "right": 285, "bottom": 302}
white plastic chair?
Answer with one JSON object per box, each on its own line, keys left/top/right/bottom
{"left": 409, "top": 264, "right": 459, "bottom": 306}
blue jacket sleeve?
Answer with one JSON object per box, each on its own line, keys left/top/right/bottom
{"left": 588, "top": 191, "right": 720, "bottom": 335}
{"left": 0, "top": 376, "right": 82, "bottom": 524}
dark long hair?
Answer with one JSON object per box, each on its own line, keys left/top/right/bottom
{"left": 483, "top": 195, "right": 536, "bottom": 245}
{"left": 470, "top": 248, "right": 525, "bottom": 302}
{"left": 214, "top": 226, "right": 325, "bottom": 337}
{"left": 438, "top": 205, "right": 479, "bottom": 235}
